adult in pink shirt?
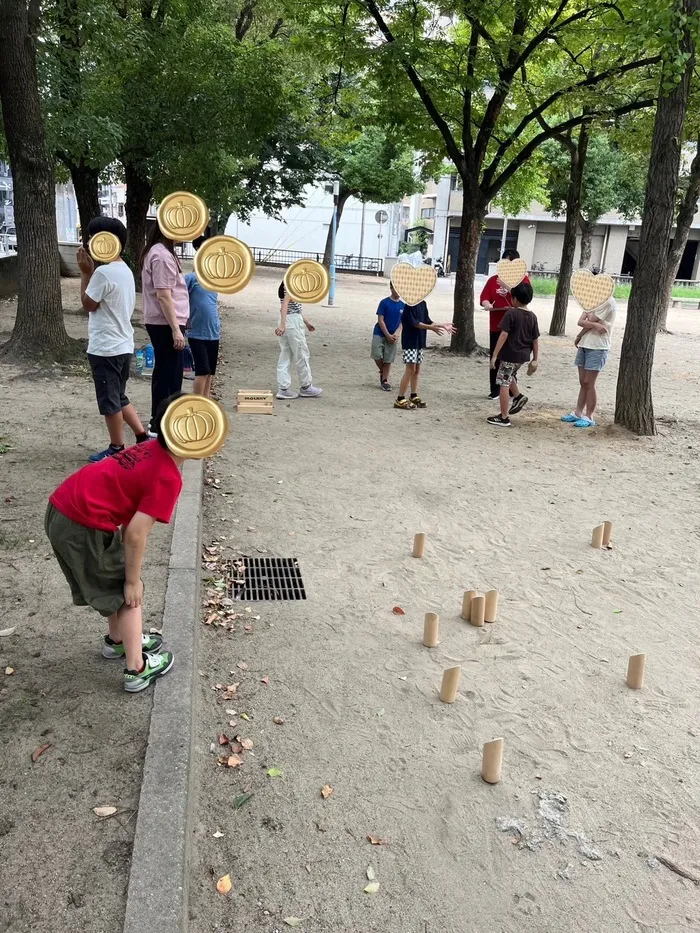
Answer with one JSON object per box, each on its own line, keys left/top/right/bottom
{"left": 140, "top": 224, "right": 190, "bottom": 432}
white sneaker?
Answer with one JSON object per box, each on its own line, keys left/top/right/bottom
{"left": 276, "top": 388, "right": 299, "bottom": 399}
{"left": 299, "top": 385, "right": 323, "bottom": 398}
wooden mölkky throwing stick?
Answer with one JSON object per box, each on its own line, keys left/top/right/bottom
{"left": 439, "top": 666, "right": 461, "bottom": 703}
{"left": 481, "top": 738, "right": 504, "bottom": 784}
{"left": 602, "top": 520, "right": 613, "bottom": 547}
{"left": 461, "top": 590, "right": 477, "bottom": 621}
{"left": 413, "top": 533, "right": 426, "bottom": 558}
{"left": 591, "top": 524, "right": 605, "bottom": 549}
{"left": 470, "top": 595, "right": 486, "bottom": 627}
{"left": 626, "top": 653, "right": 646, "bottom": 690}
{"left": 423, "top": 612, "right": 440, "bottom": 648}
{"left": 484, "top": 590, "right": 499, "bottom": 623}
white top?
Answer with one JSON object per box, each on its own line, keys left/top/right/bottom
{"left": 579, "top": 298, "right": 616, "bottom": 350}
{"left": 85, "top": 261, "right": 136, "bottom": 356}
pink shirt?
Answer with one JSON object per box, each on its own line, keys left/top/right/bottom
{"left": 142, "top": 244, "right": 190, "bottom": 326}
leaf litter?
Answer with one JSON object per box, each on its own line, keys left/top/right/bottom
{"left": 216, "top": 874, "right": 232, "bottom": 895}
{"left": 364, "top": 881, "right": 380, "bottom": 894}
{"left": 320, "top": 785, "right": 334, "bottom": 799}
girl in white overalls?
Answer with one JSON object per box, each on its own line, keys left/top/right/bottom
{"left": 275, "top": 281, "right": 323, "bottom": 399}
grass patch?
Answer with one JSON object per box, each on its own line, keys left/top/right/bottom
{"left": 0, "top": 439, "right": 13, "bottom": 454}
{"left": 530, "top": 276, "right": 700, "bottom": 301}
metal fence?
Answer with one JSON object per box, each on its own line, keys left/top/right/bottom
{"left": 174, "top": 242, "right": 381, "bottom": 274}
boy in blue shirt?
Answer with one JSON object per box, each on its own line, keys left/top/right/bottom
{"left": 185, "top": 234, "right": 221, "bottom": 398}
{"left": 370, "top": 281, "right": 404, "bottom": 391}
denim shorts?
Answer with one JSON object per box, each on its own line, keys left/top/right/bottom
{"left": 575, "top": 347, "right": 609, "bottom": 371}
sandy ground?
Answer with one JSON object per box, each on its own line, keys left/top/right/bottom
{"left": 0, "top": 281, "right": 172, "bottom": 933}
{"left": 189, "top": 266, "right": 700, "bottom": 933}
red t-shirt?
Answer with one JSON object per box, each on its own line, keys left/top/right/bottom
{"left": 480, "top": 274, "right": 531, "bottom": 332}
{"left": 50, "top": 440, "right": 183, "bottom": 532}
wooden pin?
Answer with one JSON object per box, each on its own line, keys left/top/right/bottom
{"left": 481, "top": 738, "right": 504, "bottom": 784}
{"left": 461, "top": 590, "right": 477, "bottom": 621}
{"left": 423, "top": 612, "right": 440, "bottom": 648}
{"left": 626, "top": 653, "right": 646, "bottom": 690}
{"left": 412, "top": 533, "right": 426, "bottom": 558}
{"left": 484, "top": 590, "right": 499, "bottom": 623}
{"left": 591, "top": 524, "right": 604, "bottom": 549}
{"left": 602, "top": 520, "right": 613, "bottom": 547}
{"left": 470, "top": 595, "right": 486, "bottom": 627}
{"left": 439, "top": 666, "right": 461, "bottom": 703}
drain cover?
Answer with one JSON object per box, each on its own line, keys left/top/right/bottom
{"left": 228, "top": 556, "right": 306, "bottom": 601}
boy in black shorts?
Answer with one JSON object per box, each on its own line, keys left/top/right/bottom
{"left": 394, "top": 300, "right": 453, "bottom": 409}
{"left": 185, "top": 234, "right": 220, "bottom": 398}
{"left": 76, "top": 217, "right": 149, "bottom": 461}
{"left": 487, "top": 280, "right": 539, "bottom": 427}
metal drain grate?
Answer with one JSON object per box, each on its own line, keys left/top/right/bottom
{"left": 228, "top": 556, "right": 306, "bottom": 601}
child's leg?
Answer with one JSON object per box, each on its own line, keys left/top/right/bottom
{"left": 382, "top": 362, "right": 391, "bottom": 382}
{"left": 410, "top": 363, "right": 420, "bottom": 396}
{"left": 104, "top": 412, "right": 126, "bottom": 447}
{"left": 276, "top": 335, "right": 294, "bottom": 389}
{"left": 193, "top": 375, "right": 208, "bottom": 395}
{"left": 289, "top": 321, "right": 313, "bottom": 387}
{"left": 113, "top": 604, "right": 145, "bottom": 671}
{"left": 584, "top": 370, "right": 599, "bottom": 419}
{"left": 398, "top": 364, "right": 413, "bottom": 398}
{"left": 575, "top": 367, "right": 587, "bottom": 417}
{"left": 121, "top": 404, "right": 146, "bottom": 438}
{"left": 205, "top": 375, "right": 213, "bottom": 397}
{"left": 499, "top": 385, "right": 510, "bottom": 418}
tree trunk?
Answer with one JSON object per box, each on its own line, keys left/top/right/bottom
{"left": 549, "top": 124, "right": 589, "bottom": 336}
{"left": 123, "top": 160, "right": 152, "bottom": 289}
{"left": 67, "top": 160, "right": 101, "bottom": 245}
{"left": 615, "top": 5, "right": 697, "bottom": 435}
{"left": 579, "top": 216, "right": 595, "bottom": 268}
{"left": 450, "top": 191, "right": 486, "bottom": 354}
{"left": 658, "top": 134, "right": 700, "bottom": 331}
{"left": 0, "top": 0, "right": 69, "bottom": 359}
{"left": 322, "top": 189, "right": 350, "bottom": 268}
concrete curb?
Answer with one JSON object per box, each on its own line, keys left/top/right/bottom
{"left": 124, "top": 458, "right": 203, "bottom": 933}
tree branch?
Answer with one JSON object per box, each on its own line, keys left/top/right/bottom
{"left": 462, "top": 22, "right": 478, "bottom": 153}
{"left": 235, "top": 1, "right": 257, "bottom": 41}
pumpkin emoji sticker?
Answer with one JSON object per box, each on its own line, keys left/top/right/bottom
{"left": 283, "top": 259, "right": 330, "bottom": 303}
{"left": 194, "top": 235, "right": 255, "bottom": 295}
{"left": 88, "top": 231, "right": 122, "bottom": 263}
{"left": 157, "top": 191, "right": 210, "bottom": 242}
{"left": 160, "top": 395, "right": 229, "bottom": 459}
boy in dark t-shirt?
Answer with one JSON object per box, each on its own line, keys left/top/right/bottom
{"left": 487, "top": 281, "right": 539, "bottom": 427}
{"left": 370, "top": 282, "right": 404, "bottom": 391}
{"left": 480, "top": 248, "right": 531, "bottom": 399}
{"left": 394, "top": 301, "right": 454, "bottom": 410}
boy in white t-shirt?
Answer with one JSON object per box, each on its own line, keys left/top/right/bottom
{"left": 561, "top": 292, "right": 616, "bottom": 429}
{"left": 77, "top": 217, "right": 148, "bottom": 461}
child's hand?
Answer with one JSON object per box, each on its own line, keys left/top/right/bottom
{"left": 171, "top": 328, "right": 186, "bottom": 350}
{"left": 490, "top": 357, "right": 498, "bottom": 369}
{"left": 305, "top": 320, "right": 316, "bottom": 333}
{"left": 527, "top": 360, "right": 538, "bottom": 376}
{"left": 388, "top": 333, "right": 398, "bottom": 343}
{"left": 440, "top": 322, "right": 457, "bottom": 335}
{"left": 124, "top": 580, "right": 144, "bottom": 608}
{"left": 431, "top": 324, "right": 445, "bottom": 335}
{"left": 482, "top": 301, "right": 493, "bottom": 311}
{"left": 76, "top": 246, "right": 94, "bottom": 276}
{"left": 275, "top": 324, "right": 286, "bottom": 337}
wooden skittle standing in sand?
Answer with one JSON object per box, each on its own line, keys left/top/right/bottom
{"left": 423, "top": 612, "right": 440, "bottom": 648}
{"left": 484, "top": 590, "right": 499, "bottom": 623}
{"left": 461, "top": 590, "right": 477, "bottom": 621}
{"left": 626, "top": 653, "right": 646, "bottom": 690}
{"left": 591, "top": 524, "right": 605, "bottom": 548}
{"left": 481, "top": 738, "right": 504, "bottom": 784}
{"left": 470, "top": 595, "right": 486, "bottom": 627}
{"left": 412, "top": 532, "right": 426, "bottom": 558}
{"left": 439, "top": 666, "right": 461, "bottom": 703}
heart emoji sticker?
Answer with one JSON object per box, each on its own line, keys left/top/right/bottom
{"left": 391, "top": 263, "right": 437, "bottom": 306}
{"left": 570, "top": 269, "right": 615, "bottom": 311}
{"left": 497, "top": 258, "right": 528, "bottom": 289}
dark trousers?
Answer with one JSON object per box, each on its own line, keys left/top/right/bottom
{"left": 489, "top": 331, "right": 515, "bottom": 397}
{"left": 145, "top": 324, "right": 186, "bottom": 428}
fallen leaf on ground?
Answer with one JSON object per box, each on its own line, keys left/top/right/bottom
{"left": 392, "top": 606, "right": 405, "bottom": 615}
{"left": 5, "top": 667, "right": 15, "bottom": 675}
{"left": 229, "top": 720, "right": 237, "bottom": 728}
{"left": 237, "top": 662, "right": 249, "bottom": 671}
{"left": 261, "top": 676, "right": 269, "bottom": 685}
{"left": 226, "top": 755, "right": 243, "bottom": 769}
{"left": 267, "top": 767, "right": 283, "bottom": 778}
{"left": 93, "top": 806, "right": 117, "bottom": 818}
{"left": 225, "top": 709, "right": 237, "bottom": 715}
{"left": 273, "top": 716, "right": 285, "bottom": 725}
{"left": 366, "top": 866, "right": 376, "bottom": 880}
{"left": 367, "top": 835, "right": 387, "bottom": 846}
{"left": 363, "top": 881, "right": 380, "bottom": 894}
{"left": 218, "top": 734, "right": 229, "bottom": 746}
{"left": 0, "top": 627, "right": 16, "bottom": 637}
{"left": 240, "top": 738, "right": 254, "bottom": 751}
{"left": 233, "top": 791, "right": 254, "bottom": 810}
{"left": 284, "top": 919, "right": 303, "bottom": 928}
{"left": 321, "top": 785, "right": 334, "bottom": 799}
{"left": 216, "top": 874, "right": 232, "bottom": 895}
{"left": 376, "top": 709, "right": 385, "bottom": 717}
{"left": 240, "top": 712, "right": 249, "bottom": 721}
{"left": 213, "top": 831, "right": 224, "bottom": 838}
{"left": 31, "top": 743, "right": 51, "bottom": 762}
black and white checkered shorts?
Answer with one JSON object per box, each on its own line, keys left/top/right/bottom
{"left": 403, "top": 348, "right": 425, "bottom": 365}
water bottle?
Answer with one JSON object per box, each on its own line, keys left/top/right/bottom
{"left": 144, "top": 343, "right": 155, "bottom": 377}
{"left": 135, "top": 348, "right": 145, "bottom": 375}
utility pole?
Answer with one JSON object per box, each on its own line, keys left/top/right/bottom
{"left": 328, "top": 179, "right": 340, "bottom": 306}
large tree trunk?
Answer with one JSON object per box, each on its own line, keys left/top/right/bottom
{"left": 450, "top": 190, "right": 486, "bottom": 354}
{"left": 658, "top": 135, "right": 700, "bottom": 331}
{"left": 322, "top": 189, "right": 350, "bottom": 268}
{"left": 615, "top": 2, "right": 697, "bottom": 435}
{"left": 0, "top": 0, "right": 69, "bottom": 360}
{"left": 67, "top": 160, "right": 101, "bottom": 245}
{"left": 549, "top": 124, "right": 589, "bottom": 336}
{"left": 579, "top": 216, "right": 595, "bottom": 268}
{"left": 123, "top": 160, "right": 152, "bottom": 289}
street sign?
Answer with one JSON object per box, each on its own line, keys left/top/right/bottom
{"left": 375, "top": 210, "right": 388, "bottom": 225}
{"left": 4, "top": 204, "right": 14, "bottom": 226}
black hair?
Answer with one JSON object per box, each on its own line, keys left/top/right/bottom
{"left": 511, "top": 281, "right": 533, "bottom": 305}
{"left": 192, "top": 228, "right": 212, "bottom": 251}
{"left": 155, "top": 392, "right": 186, "bottom": 451}
{"left": 87, "top": 215, "right": 128, "bottom": 250}
{"left": 502, "top": 248, "right": 520, "bottom": 261}
{"left": 278, "top": 281, "right": 286, "bottom": 300}
{"left": 141, "top": 221, "right": 176, "bottom": 269}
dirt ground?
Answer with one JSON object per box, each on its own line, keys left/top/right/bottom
{"left": 189, "top": 266, "right": 700, "bottom": 933}
{"left": 0, "top": 280, "right": 172, "bottom": 933}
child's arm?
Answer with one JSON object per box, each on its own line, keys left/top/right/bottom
{"left": 275, "top": 295, "right": 289, "bottom": 336}
{"left": 532, "top": 337, "right": 539, "bottom": 362}
{"left": 577, "top": 311, "right": 607, "bottom": 334}
{"left": 491, "top": 331, "right": 508, "bottom": 366}
{"left": 123, "top": 511, "right": 156, "bottom": 607}
{"left": 377, "top": 314, "right": 395, "bottom": 341}
{"left": 303, "top": 316, "right": 315, "bottom": 333}
{"left": 77, "top": 248, "right": 99, "bottom": 313}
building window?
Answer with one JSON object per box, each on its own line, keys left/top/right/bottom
{"left": 450, "top": 174, "right": 463, "bottom": 191}
{"left": 401, "top": 205, "right": 410, "bottom": 223}
{"left": 421, "top": 207, "right": 435, "bottom": 219}
{"left": 118, "top": 203, "right": 125, "bottom": 217}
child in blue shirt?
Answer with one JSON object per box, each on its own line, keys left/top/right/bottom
{"left": 370, "top": 282, "right": 404, "bottom": 391}
{"left": 185, "top": 234, "right": 221, "bottom": 398}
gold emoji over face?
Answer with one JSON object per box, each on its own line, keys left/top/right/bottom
{"left": 284, "top": 260, "right": 330, "bottom": 303}
{"left": 160, "top": 395, "right": 229, "bottom": 459}
{"left": 157, "top": 191, "right": 210, "bottom": 242}
{"left": 88, "top": 231, "right": 122, "bottom": 263}
{"left": 194, "top": 235, "right": 255, "bottom": 294}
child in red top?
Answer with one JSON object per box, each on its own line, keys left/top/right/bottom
{"left": 45, "top": 397, "right": 185, "bottom": 693}
{"left": 480, "top": 249, "right": 531, "bottom": 399}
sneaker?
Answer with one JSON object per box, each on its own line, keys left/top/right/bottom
{"left": 487, "top": 414, "right": 511, "bottom": 427}
{"left": 410, "top": 395, "right": 427, "bottom": 408}
{"left": 276, "top": 388, "right": 299, "bottom": 400}
{"left": 487, "top": 392, "right": 500, "bottom": 400}
{"left": 88, "top": 444, "right": 124, "bottom": 463}
{"left": 509, "top": 394, "right": 529, "bottom": 415}
{"left": 299, "top": 385, "right": 323, "bottom": 398}
{"left": 381, "top": 381, "right": 392, "bottom": 391}
{"left": 124, "top": 651, "right": 174, "bottom": 693}
{"left": 561, "top": 412, "right": 580, "bottom": 423}
{"left": 146, "top": 422, "right": 158, "bottom": 439}
{"left": 102, "top": 632, "right": 163, "bottom": 660}
{"left": 394, "top": 397, "right": 416, "bottom": 410}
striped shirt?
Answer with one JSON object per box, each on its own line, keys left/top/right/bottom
{"left": 286, "top": 299, "right": 303, "bottom": 315}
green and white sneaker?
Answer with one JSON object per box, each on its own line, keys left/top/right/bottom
{"left": 102, "top": 632, "right": 163, "bottom": 659}
{"left": 124, "top": 651, "right": 175, "bottom": 693}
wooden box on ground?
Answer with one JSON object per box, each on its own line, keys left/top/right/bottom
{"left": 237, "top": 390, "right": 273, "bottom": 415}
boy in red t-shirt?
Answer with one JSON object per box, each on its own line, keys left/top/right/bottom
{"left": 45, "top": 398, "right": 186, "bottom": 692}
{"left": 480, "top": 249, "right": 531, "bottom": 399}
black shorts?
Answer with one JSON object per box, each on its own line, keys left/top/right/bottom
{"left": 188, "top": 338, "right": 219, "bottom": 376}
{"left": 88, "top": 353, "right": 131, "bottom": 416}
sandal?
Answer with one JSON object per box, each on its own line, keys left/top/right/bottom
{"left": 410, "top": 396, "right": 427, "bottom": 408}
{"left": 394, "top": 398, "right": 416, "bottom": 410}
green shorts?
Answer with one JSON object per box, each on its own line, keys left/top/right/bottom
{"left": 371, "top": 334, "right": 398, "bottom": 363}
{"left": 44, "top": 502, "right": 126, "bottom": 617}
